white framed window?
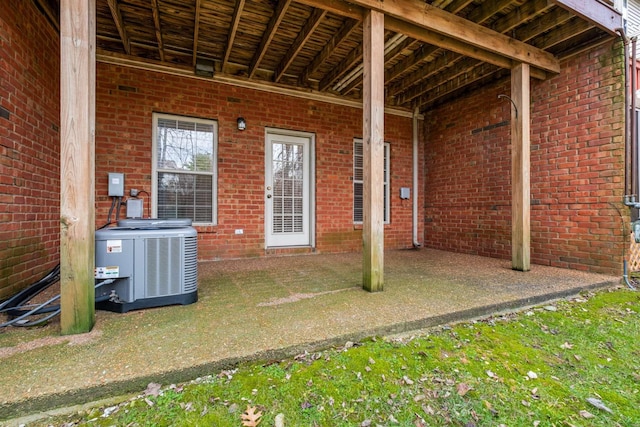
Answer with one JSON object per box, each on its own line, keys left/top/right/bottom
{"left": 353, "top": 139, "right": 390, "bottom": 224}
{"left": 152, "top": 113, "right": 217, "bottom": 224}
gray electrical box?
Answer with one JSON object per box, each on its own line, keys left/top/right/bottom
{"left": 127, "top": 198, "right": 143, "bottom": 218}
{"left": 400, "top": 187, "right": 410, "bottom": 200}
{"left": 108, "top": 173, "right": 124, "bottom": 197}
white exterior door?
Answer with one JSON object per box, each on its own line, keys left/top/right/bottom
{"left": 265, "top": 130, "right": 313, "bottom": 247}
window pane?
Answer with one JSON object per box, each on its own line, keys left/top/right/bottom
{"left": 156, "top": 118, "right": 214, "bottom": 172}
{"left": 157, "top": 172, "right": 213, "bottom": 223}
{"left": 155, "top": 114, "right": 216, "bottom": 224}
{"left": 353, "top": 140, "right": 389, "bottom": 223}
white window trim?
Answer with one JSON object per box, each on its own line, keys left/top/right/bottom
{"left": 151, "top": 112, "right": 218, "bottom": 225}
{"left": 353, "top": 138, "right": 390, "bottom": 224}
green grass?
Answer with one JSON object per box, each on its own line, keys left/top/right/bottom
{"left": 37, "top": 288, "right": 640, "bottom": 426}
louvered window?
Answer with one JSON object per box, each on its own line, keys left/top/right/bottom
{"left": 153, "top": 113, "right": 217, "bottom": 224}
{"left": 353, "top": 139, "right": 390, "bottom": 224}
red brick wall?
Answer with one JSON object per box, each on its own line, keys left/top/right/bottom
{"left": 0, "top": 2, "right": 60, "bottom": 298}
{"left": 96, "top": 64, "right": 420, "bottom": 260}
{"left": 423, "top": 41, "right": 626, "bottom": 275}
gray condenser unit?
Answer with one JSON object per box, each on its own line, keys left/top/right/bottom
{"left": 95, "top": 219, "right": 198, "bottom": 313}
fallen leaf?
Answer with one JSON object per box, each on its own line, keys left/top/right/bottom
{"left": 143, "top": 382, "right": 162, "bottom": 397}
{"left": 521, "top": 400, "right": 531, "bottom": 407}
{"left": 413, "top": 394, "right": 426, "bottom": 402}
{"left": 560, "top": 342, "right": 574, "bottom": 349}
{"left": 533, "top": 421, "right": 541, "bottom": 426}
{"left": 361, "top": 420, "right": 372, "bottom": 427}
{"left": 301, "top": 401, "right": 313, "bottom": 409}
{"left": 579, "top": 410, "right": 594, "bottom": 419}
{"left": 274, "top": 413, "right": 285, "bottom": 427}
{"left": 457, "top": 383, "right": 472, "bottom": 396}
{"left": 403, "top": 375, "right": 414, "bottom": 385}
{"left": 527, "top": 371, "right": 538, "bottom": 379}
{"left": 586, "top": 397, "right": 613, "bottom": 414}
{"left": 486, "top": 370, "right": 497, "bottom": 379}
{"left": 241, "top": 405, "right": 263, "bottom": 427}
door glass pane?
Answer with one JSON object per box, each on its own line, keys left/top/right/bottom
{"left": 272, "top": 142, "right": 304, "bottom": 234}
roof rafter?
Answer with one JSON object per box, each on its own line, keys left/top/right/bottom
{"left": 150, "top": 0, "right": 165, "bottom": 62}
{"left": 274, "top": 8, "right": 327, "bottom": 83}
{"left": 107, "top": 0, "right": 130, "bottom": 54}
{"left": 223, "top": 0, "right": 246, "bottom": 73}
{"left": 191, "top": 0, "right": 201, "bottom": 67}
{"left": 248, "top": 0, "right": 293, "bottom": 79}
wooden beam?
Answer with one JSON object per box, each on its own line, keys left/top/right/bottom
{"left": 295, "top": 0, "right": 363, "bottom": 20}
{"left": 385, "top": 0, "right": 471, "bottom": 84}
{"left": 248, "top": 0, "right": 292, "bottom": 79}
{"left": 60, "top": 0, "right": 96, "bottom": 334}
{"left": 511, "top": 63, "right": 531, "bottom": 272}
{"left": 191, "top": 0, "right": 202, "bottom": 67}
{"left": 390, "top": 0, "right": 551, "bottom": 101}
{"left": 551, "top": 0, "right": 622, "bottom": 36}
{"left": 385, "top": 16, "right": 548, "bottom": 80}
{"left": 300, "top": 18, "right": 359, "bottom": 84}
{"left": 344, "top": 0, "right": 560, "bottom": 73}
{"left": 275, "top": 8, "right": 327, "bottom": 83}
{"left": 107, "top": 0, "right": 130, "bottom": 54}
{"left": 223, "top": 0, "right": 246, "bottom": 72}
{"left": 150, "top": 0, "right": 165, "bottom": 62}
{"left": 362, "top": 9, "right": 385, "bottom": 292}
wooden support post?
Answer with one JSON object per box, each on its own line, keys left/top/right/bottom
{"left": 362, "top": 9, "right": 385, "bottom": 292}
{"left": 60, "top": 0, "right": 96, "bottom": 334}
{"left": 511, "top": 63, "right": 531, "bottom": 272}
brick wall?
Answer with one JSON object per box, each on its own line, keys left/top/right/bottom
{"left": 96, "top": 64, "right": 420, "bottom": 260}
{"left": 0, "top": 2, "right": 60, "bottom": 298}
{"left": 423, "top": 41, "right": 626, "bottom": 275}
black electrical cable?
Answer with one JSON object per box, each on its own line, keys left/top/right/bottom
{"left": 0, "top": 279, "right": 115, "bottom": 328}
{"left": 0, "top": 264, "right": 60, "bottom": 312}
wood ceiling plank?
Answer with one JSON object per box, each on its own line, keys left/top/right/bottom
{"left": 300, "top": 18, "right": 360, "bottom": 84}
{"left": 107, "top": 0, "right": 131, "bottom": 54}
{"left": 223, "top": 0, "right": 246, "bottom": 72}
{"left": 344, "top": 0, "right": 560, "bottom": 73}
{"left": 248, "top": 0, "right": 293, "bottom": 78}
{"left": 274, "top": 8, "right": 327, "bottom": 82}
{"left": 341, "top": 36, "right": 416, "bottom": 94}
{"left": 319, "top": 42, "right": 364, "bottom": 91}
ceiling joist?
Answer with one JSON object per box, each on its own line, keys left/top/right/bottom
{"left": 107, "top": 0, "right": 130, "bottom": 54}
{"left": 248, "top": 0, "right": 293, "bottom": 78}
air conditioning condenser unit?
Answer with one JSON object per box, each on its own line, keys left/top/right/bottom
{"left": 94, "top": 219, "right": 198, "bottom": 313}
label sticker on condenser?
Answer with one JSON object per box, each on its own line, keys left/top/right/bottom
{"left": 95, "top": 266, "right": 119, "bottom": 279}
{"left": 106, "top": 240, "right": 122, "bottom": 253}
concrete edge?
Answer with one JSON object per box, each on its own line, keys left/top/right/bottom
{"left": 0, "top": 279, "right": 617, "bottom": 423}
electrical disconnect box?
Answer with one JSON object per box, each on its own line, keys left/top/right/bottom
{"left": 108, "top": 173, "right": 124, "bottom": 197}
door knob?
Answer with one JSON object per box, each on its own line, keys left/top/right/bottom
{"left": 267, "top": 194, "right": 272, "bottom": 198}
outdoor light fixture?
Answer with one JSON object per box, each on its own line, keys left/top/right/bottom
{"left": 194, "top": 58, "right": 214, "bottom": 78}
{"left": 237, "top": 117, "right": 246, "bottom": 131}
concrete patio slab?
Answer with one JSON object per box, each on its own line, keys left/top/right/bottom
{"left": 0, "top": 249, "right": 619, "bottom": 422}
